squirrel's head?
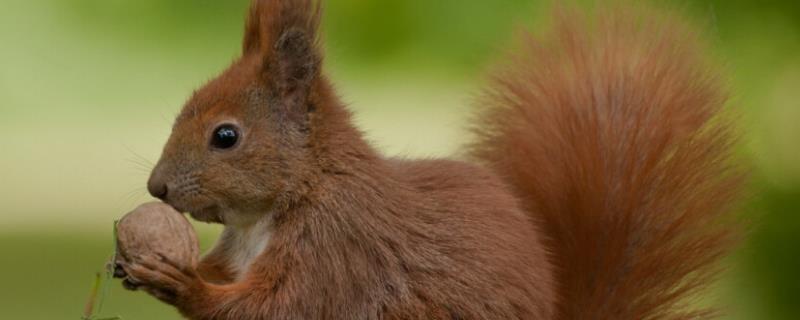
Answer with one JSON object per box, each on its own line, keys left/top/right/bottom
{"left": 147, "top": 0, "right": 327, "bottom": 225}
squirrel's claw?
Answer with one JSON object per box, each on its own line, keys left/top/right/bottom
{"left": 122, "top": 254, "right": 206, "bottom": 307}
{"left": 121, "top": 278, "right": 141, "bottom": 291}
{"left": 112, "top": 262, "right": 128, "bottom": 279}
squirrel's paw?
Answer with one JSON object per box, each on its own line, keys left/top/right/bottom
{"left": 122, "top": 253, "right": 205, "bottom": 306}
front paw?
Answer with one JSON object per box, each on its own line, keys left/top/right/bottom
{"left": 122, "top": 254, "right": 205, "bottom": 306}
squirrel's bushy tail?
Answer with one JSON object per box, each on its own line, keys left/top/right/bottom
{"left": 469, "top": 3, "right": 744, "bottom": 319}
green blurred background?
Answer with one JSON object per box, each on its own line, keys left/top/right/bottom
{"left": 0, "top": 0, "right": 797, "bottom": 319}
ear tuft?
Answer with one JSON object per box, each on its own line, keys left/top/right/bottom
{"left": 243, "top": 0, "right": 323, "bottom": 116}
{"left": 243, "top": 0, "right": 322, "bottom": 56}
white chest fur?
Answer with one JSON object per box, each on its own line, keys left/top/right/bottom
{"left": 219, "top": 217, "right": 273, "bottom": 280}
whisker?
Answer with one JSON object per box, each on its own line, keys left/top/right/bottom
{"left": 122, "top": 144, "right": 155, "bottom": 166}
{"left": 125, "top": 158, "right": 153, "bottom": 173}
{"left": 120, "top": 186, "right": 149, "bottom": 203}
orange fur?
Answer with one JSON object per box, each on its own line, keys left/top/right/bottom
{"left": 469, "top": 4, "right": 745, "bottom": 319}
{"left": 119, "top": 1, "right": 745, "bottom": 319}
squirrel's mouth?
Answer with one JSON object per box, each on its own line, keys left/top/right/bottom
{"left": 167, "top": 201, "right": 223, "bottom": 224}
{"left": 188, "top": 205, "right": 223, "bottom": 224}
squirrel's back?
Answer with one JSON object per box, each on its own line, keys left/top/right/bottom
{"left": 380, "top": 158, "right": 556, "bottom": 318}
{"left": 470, "top": 3, "right": 745, "bottom": 319}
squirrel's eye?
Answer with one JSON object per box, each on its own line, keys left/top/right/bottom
{"left": 211, "top": 124, "right": 240, "bottom": 150}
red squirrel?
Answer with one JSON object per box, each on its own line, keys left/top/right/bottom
{"left": 117, "top": 0, "right": 745, "bottom": 319}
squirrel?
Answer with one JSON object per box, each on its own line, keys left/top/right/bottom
{"left": 116, "top": 0, "right": 745, "bottom": 319}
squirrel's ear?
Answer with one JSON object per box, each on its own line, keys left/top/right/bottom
{"left": 244, "top": 0, "right": 322, "bottom": 113}
{"left": 268, "top": 28, "right": 320, "bottom": 105}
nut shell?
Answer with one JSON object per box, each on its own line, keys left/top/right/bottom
{"left": 115, "top": 202, "right": 200, "bottom": 269}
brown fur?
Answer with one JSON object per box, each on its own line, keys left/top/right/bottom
{"left": 469, "top": 4, "right": 745, "bottom": 320}
{"left": 121, "top": 1, "right": 744, "bottom": 319}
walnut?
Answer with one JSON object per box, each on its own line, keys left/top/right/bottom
{"left": 115, "top": 202, "right": 200, "bottom": 270}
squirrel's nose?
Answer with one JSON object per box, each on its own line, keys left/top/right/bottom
{"left": 148, "top": 182, "right": 168, "bottom": 200}
{"left": 147, "top": 170, "right": 169, "bottom": 200}
{"left": 148, "top": 179, "right": 168, "bottom": 200}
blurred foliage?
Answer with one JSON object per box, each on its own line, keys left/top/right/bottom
{"left": 0, "top": 0, "right": 798, "bottom": 319}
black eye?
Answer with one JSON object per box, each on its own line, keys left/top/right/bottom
{"left": 211, "top": 124, "right": 240, "bottom": 150}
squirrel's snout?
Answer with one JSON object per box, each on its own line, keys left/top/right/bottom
{"left": 148, "top": 181, "right": 168, "bottom": 200}
{"left": 147, "top": 171, "right": 169, "bottom": 200}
